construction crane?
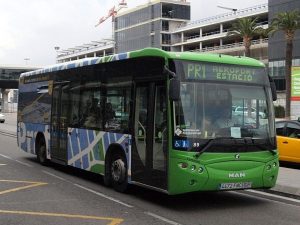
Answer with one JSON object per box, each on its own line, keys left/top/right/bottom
{"left": 95, "top": 0, "right": 128, "bottom": 27}
{"left": 217, "top": 5, "right": 238, "bottom": 14}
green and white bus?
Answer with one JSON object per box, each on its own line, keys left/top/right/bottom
{"left": 17, "top": 48, "right": 278, "bottom": 194}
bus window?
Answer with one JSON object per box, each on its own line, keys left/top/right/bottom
{"left": 153, "top": 86, "right": 167, "bottom": 171}
{"left": 69, "top": 82, "right": 81, "bottom": 127}
{"left": 78, "top": 82, "right": 101, "bottom": 130}
{"left": 104, "top": 86, "right": 131, "bottom": 133}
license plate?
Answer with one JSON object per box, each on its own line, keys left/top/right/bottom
{"left": 219, "top": 182, "right": 252, "bottom": 190}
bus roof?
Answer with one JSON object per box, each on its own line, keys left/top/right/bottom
{"left": 20, "top": 48, "right": 265, "bottom": 78}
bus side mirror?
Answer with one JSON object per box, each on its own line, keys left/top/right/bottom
{"left": 169, "top": 78, "right": 180, "bottom": 101}
{"left": 269, "top": 76, "right": 277, "bottom": 101}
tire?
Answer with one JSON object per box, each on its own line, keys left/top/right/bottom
{"left": 109, "top": 153, "right": 128, "bottom": 192}
{"left": 37, "top": 139, "right": 49, "bottom": 166}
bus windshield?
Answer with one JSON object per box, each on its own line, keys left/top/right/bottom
{"left": 173, "top": 61, "right": 275, "bottom": 152}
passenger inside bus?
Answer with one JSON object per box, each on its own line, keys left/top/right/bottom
{"left": 205, "top": 89, "right": 238, "bottom": 136}
{"left": 104, "top": 102, "right": 116, "bottom": 129}
{"left": 84, "top": 98, "right": 101, "bottom": 128}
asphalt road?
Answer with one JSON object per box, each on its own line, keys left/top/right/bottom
{"left": 0, "top": 124, "right": 300, "bottom": 225}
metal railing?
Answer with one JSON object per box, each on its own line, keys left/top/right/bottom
{"left": 188, "top": 38, "right": 268, "bottom": 52}
{"left": 175, "top": 3, "right": 268, "bottom": 31}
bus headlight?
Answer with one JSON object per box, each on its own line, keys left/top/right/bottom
{"left": 191, "top": 165, "right": 196, "bottom": 171}
{"left": 198, "top": 167, "right": 204, "bottom": 173}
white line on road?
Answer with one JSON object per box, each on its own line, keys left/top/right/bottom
{"left": 245, "top": 189, "right": 300, "bottom": 204}
{"left": 73, "top": 183, "right": 134, "bottom": 208}
{"left": 0, "top": 164, "right": 6, "bottom": 166}
{"left": 15, "top": 160, "right": 33, "bottom": 168}
{"left": 144, "top": 212, "right": 182, "bottom": 225}
{"left": 0, "top": 154, "right": 12, "bottom": 160}
{"left": 42, "top": 171, "right": 67, "bottom": 181}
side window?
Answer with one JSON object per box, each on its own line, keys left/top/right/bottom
{"left": 154, "top": 86, "right": 167, "bottom": 143}
{"left": 275, "top": 122, "right": 285, "bottom": 136}
{"left": 69, "top": 82, "right": 81, "bottom": 127}
{"left": 104, "top": 86, "right": 131, "bottom": 133}
{"left": 78, "top": 82, "right": 102, "bottom": 130}
{"left": 286, "top": 122, "right": 300, "bottom": 138}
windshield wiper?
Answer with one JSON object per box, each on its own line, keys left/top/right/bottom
{"left": 251, "top": 138, "right": 277, "bottom": 155}
{"left": 194, "top": 137, "right": 236, "bottom": 158}
{"left": 194, "top": 137, "right": 277, "bottom": 158}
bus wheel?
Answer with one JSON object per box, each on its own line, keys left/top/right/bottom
{"left": 37, "top": 139, "right": 48, "bottom": 166}
{"left": 110, "top": 153, "right": 128, "bottom": 192}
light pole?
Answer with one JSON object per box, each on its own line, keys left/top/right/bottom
{"left": 54, "top": 46, "right": 60, "bottom": 63}
{"left": 217, "top": 5, "right": 238, "bottom": 14}
{"left": 24, "top": 58, "right": 30, "bottom": 65}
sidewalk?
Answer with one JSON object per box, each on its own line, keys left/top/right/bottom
{"left": 271, "top": 166, "right": 300, "bottom": 197}
{"left": 0, "top": 116, "right": 299, "bottom": 197}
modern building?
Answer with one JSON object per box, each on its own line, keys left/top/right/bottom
{"left": 56, "top": 40, "right": 115, "bottom": 63}
{"left": 171, "top": 4, "right": 268, "bottom": 63}
{"left": 114, "top": 0, "right": 190, "bottom": 53}
{"left": 57, "top": 1, "right": 268, "bottom": 63}
{"left": 268, "top": 0, "right": 300, "bottom": 117}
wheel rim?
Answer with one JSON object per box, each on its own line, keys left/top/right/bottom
{"left": 111, "top": 159, "right": 125, "bottom": 183}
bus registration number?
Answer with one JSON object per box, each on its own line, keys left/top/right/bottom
{"left": 219, "top": 182, "right": 252, "bottom": 190}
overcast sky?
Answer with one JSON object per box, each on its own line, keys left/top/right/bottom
{"left": 0, "top": 0, "right": 267, "bottom": 66}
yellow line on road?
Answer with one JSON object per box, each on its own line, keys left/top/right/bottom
{"left": 0, "top": 210, "right": 124, "bottom": 225}
{"left": 0, "top": 180, "right": 47, "bottom": 196}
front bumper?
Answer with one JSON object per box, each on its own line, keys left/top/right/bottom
{"left": 168, "top": 153, "right": 279, "bottom": 195}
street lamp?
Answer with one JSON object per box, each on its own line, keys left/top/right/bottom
{"left": 54, "top": 46, "right": 60, "bottom": 63}
{"left": 217, "top": 5, "right": 238, "bottom": 14}
{"left": 24, "top": 58, "right": 30, "bottom": 65}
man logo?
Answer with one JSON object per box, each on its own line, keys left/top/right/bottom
{"left": 229, "top": 172, "right": 246, "bottom": 178}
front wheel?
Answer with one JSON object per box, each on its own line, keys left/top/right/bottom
{"left": 110, "top": 153, "right": 128, "bottom": 192}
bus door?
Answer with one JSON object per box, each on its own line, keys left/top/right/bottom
{"left": 50, "top": 82, "right": 70, "bottom": 163}
{"left": 132, "top": 82, "right": 167, "bottom": 190}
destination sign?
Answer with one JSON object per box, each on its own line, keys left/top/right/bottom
{"left": 178, "top": 61, "right": 267, "bottom": 84}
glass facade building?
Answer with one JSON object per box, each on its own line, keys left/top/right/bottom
{"left": 114, "top": 0, "right": 190, "bottom": 53}
{"left": 268, "top": 0, "right": 300, "bottom": 91}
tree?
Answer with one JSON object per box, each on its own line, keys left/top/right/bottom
{"left": 227, "top": 17, "right": 266, "bottom": 117}
{"left": 227, "top": 17, "right": 265, "bottom": 57}
{"left": 270, "top": 10, "right": 300, "bottom": 118}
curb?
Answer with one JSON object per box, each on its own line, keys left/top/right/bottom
{"left": 271, "top": 184, "right": 300, "bottom": 197}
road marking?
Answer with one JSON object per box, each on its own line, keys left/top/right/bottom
{"left": 245, "top": 189, "right": 300, "bottom": 204}
{"left": 0, "top": 154, "right": 33, "bottom": 168}
{"left": 0, "top": 210, "right": 124, "bottom": 225}
{"left": 74, "top": 183, "right": 134, "bottom": 208}
{"left": 15, "top": 160, "right": 33, "bottom": 168}
{"left": 144, "top": 212, "right": 182, "bottom": 225}
{"left": 0, "top": 154, "right": 12, "bottom": 159}
{"left": 0, "top": 180, "right": 47, "bottom": 196}
{"left": 0, "top": 163, "right": 6, "bottom": 166}
{"left": 42, "top": 170, "right": 67, "bottom": 181}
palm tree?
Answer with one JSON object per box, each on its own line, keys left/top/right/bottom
{"left": 227, "top": 17, "right": 266, "bottom": 117}
{"left": 270, "top": 10, "right": 300, "bottom": 118}
{"left": 227, "top": 17, "right": 265, "bottom": 57}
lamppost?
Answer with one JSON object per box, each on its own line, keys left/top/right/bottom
{"left": 24, "top": 58, "right": 30, "bottom": 65}
{"left": 54, "top": 46, "right": 60, "bottom": 63}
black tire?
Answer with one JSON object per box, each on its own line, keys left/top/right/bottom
{"left": 103, "top": 156, "right": 112, "bottom": 187}
{"left": 109, "top": 153, "right": 128, "bottom": 192}
{"left": 36, "top": 138, "right": 49, "bottom": 166}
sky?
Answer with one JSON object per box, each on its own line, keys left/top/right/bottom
{"left": 0, "top": 0, "right": 267, "bottom": 66}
